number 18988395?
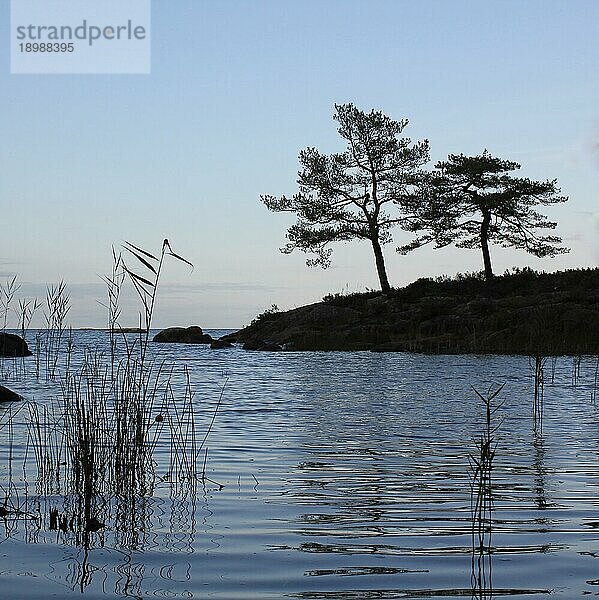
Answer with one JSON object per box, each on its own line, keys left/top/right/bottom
{"left": 19, "top": 43, "right": 75, "bottom": 53}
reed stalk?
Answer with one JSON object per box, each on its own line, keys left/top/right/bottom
{"left": 530, "top": 355, "right": 547, "bottom": 433}
{"left": 469, "top": 383, "right": 504, "bottom": 600}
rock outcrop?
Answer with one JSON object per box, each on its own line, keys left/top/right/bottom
{"left": 0, "top": 332, "right": 32, "bottom": 357}
{"left": 153, "top": 326, "right": 213, "bottom": 344}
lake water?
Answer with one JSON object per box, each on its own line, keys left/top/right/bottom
{"left": 0, "top": 330, "right": 598, "bottom": 599}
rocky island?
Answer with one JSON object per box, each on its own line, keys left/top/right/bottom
{"left": 225, "top": 268, "right": 599, "bottom": 355}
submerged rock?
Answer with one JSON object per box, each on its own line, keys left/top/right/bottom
{"left": 0, "top": 385, "right": 23, "bottom": 402}
{"left": 0, "top": 332, "right": 32, "bottom": 357}
{"left": 153, "top": 326, "right": 213, "bottom": 344}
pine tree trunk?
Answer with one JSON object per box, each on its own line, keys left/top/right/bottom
{"left": 480, "top": 211, "right": 494, "bottom": 281}
{"left": 371, "top": 236, "right": 391, "bottom": 293}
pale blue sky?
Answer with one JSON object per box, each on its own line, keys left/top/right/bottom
{"left": 1, "top": 0, "right": 598, "bottom": 327}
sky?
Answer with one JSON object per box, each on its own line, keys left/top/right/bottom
{"left": 1, "top": 0, "right": 598, "bottom": 328}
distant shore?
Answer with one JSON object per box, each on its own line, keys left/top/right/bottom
{"left": 76, "top": 327, "right": 147, "bottom": 333}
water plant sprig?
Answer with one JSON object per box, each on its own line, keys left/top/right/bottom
{"left": 122, "top": 239, "right": 193, "bottom": 366}
{"left": 469, "top": 382, "right": 504, "bottom": 600}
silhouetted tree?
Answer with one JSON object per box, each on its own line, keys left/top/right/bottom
{"left": 399, "top": 151, "right": 569, "bottom": 281}
{"left": 261, "top": 103, "right": 429, "bottom": 293}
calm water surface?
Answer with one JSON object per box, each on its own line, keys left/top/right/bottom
{"left": 0, "top": 330, "right": 598, "bottom": 599}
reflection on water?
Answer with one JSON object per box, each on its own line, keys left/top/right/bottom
{"left": 532, "top": 433, "right": 549, "bottom": 512}
{"left": 0, "top": 331, "right": 598, "bottom": 598}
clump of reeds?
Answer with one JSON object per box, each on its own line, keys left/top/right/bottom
{"left": 50, "top": 242, "right": 196, "bottom": 537}
{"left": 0, "top": 239, "right": 217, "bottom": 566}
{"left": 25, "top": 398, "right": 65, "bottom": 497}
{"left": 0, "top": 276, "right": 20, "bottom": 378}
{"left": 0, "top": 274, "right": 41, "bottom": 380}
{"left": 469, "top": 383, "right": 504, "bottom": 600}
{"left": 17, "top": 297, "right": 40, "bottom": 377}
{"left": 111, "top": 239, "right": 197, "bottom": 493}
{"left": 526, "top": 309, "right": 558, "bottom": 434}
{"left": 0, "top": 275, "right": 19, "bottom": 332}
{"left": 42, "top": 281, "right": 71, "bottom": 381}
